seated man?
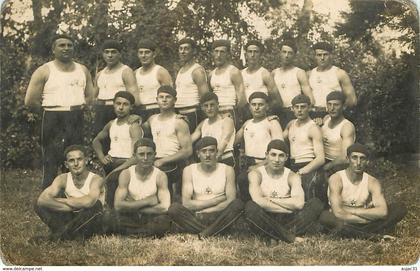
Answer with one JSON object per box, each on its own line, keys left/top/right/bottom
{"left": 245, "top": 140, "right": 324, "bottom": 244}
{"left": 168, "top": 137, "right": 244, "bottom": 238}
{"left": 92, "top": 91, "right": 143, "bottom": 207}
{"left": 283, "top": 94, "right": 325, "bottom": 201}
{"left": 105, "top": 138, "right": 171, "bottom": 236}
{"left": 319, "top": 143, "right": 407, "bottom": 239}
{"left": 235, "top": 91, "right": 283, "bottom": 200}
{"left": 34, "top": 145, "right": 105, "bottom": 241}
{"left": 191, "top": 92, "right": 235, "bottom": 167}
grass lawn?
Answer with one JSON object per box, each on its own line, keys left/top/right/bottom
{"left": 1, "top": 163, "right": 419, "bottom": 266}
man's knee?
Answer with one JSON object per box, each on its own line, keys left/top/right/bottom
{"left": 244, "top": 200, "right": 262, "bottom": 217}
{"left": 228, "top": 198, "right": 245, "bottom": 212}
{"left": 305, "top": 197, "right": 324, "bottom": 213}
{"left": 168, "top": 203, "right": 185, "bottom": 217}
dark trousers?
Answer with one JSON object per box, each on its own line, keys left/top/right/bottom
{"left": 93, "top": 104, "right": 115, "bottom": 135}
{"left": 103, "top": 158, "right": 128, "bottom": 208}
{"left": 289, "top": 161, "right": 324, "bottom": 202}
{"left": 168, "top": 199, "right": 244, "bottom": 237}
{"left": 35, "top": 201, "right": 103, "bottom": 240}
{"left": 103, "top": 210, "right": 171, "bottom": 237}
{"left": 319, "top": 203, "right": 407, "bottom": 239}
{"left": 159, "top": 162, "right": 182, "bottom": 203}
{"left": 176, "top": 108, "right": 198, "bottom": 133}
{"left": 245, "top": 198, "right": 324, "bottom": 243}
{"left": 41, "top": 110, "right": 84, "bottom": 189}
{"left": 237, "top": 156, "right": 263, "bottom": 201}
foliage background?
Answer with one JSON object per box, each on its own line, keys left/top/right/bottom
{"left": 1, "top": 0, "right": 418, "bottom": 168}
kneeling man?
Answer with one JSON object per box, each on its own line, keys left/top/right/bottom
{"left": 107, "top": 138, "right": 171, "bottom": 236}
{"left": 319, "top": 143, "right": 407, "bottom": 239}
{"left": 245, "top": 140, "right": 323, "bottom": 243}
{"left": 168, "top": 137, "right": 244, "bottom": 237}
{"left": 35, "top": 145, "right": 105, "bottom": 241}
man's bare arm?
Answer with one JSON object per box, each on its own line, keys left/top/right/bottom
{"left": 230, "top": 67, "right": 247, "bottom": 108}
{"left": 337, "top": 69, "right": 357, "bottom": 108}
{"left": 65, "top": 175, "right": 104, "bottom": 209}
{"left": 298, "top": 124, "right": 325, "bottom": 175}
{"left": 140, "top": 171, "right": 171, "bottom": 214}
{"left": 192, "top": 66, "right": 209, "bottom": 97}
{"left": 82, "top": 65, "right": 95, "bottom": 105}
{"left": 296, "top": 69, "right": 315, "bottom": 105}
{"left": 25, "top": 65, "right": 48, "bottom": 110}
{"left": 37, "top": 175, "right": 74, "bottom": 211}
{"left": 269, "top": 172, "right": 305, "bottom": 211}
{"left": 157, "top": 66, "right": 173, "bottom": 86}
{"left": 122, "top": 67, "right": 140, "bottom": 104}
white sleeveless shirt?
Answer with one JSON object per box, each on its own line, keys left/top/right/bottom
{"left": 201, "top": 117, "right": 235, "bottom": 153}
{"left": 273, "top": 67, "right": 302, "bottom": 108}
{"left": 259, "top": 166, "right": 291, "bottom": 198}
{"left": 289, "top": 119, "right": 316, "bottom": 163}
{"left": 241, "top": 67, "right": 268, "bottom": 102}
{"left": 108, "top": 119, "right": 134, "bottom": 159}
{"left": 175, "top": 63, "right": 203, "bottom": 108}
{"left": 210, "top": 65, "right": 236, "bottom": 108}
{"left": 244, "top": 118, "right": 274, "bottom": 159}
{"left": 322, "top": 116, "right": 354, "bottom": 161}
{"left": 128, "top": 166, "right": 161, "bottom": 201}
{"left": 190, "top": 163, "right": 227, "bottom": 201}
{"left": 150, "top": 114, "right": 180, "bottom": 158}
{"left": 97, "top": 64, "right": 129, "bottom": 100}
{"left": 328, "top": 170, "right": 370, "bottom": 208}
{"left": 42, "top": 61, "right": 86, "bottom": 107}
{"left": 65, "top": 172, "right": 104, "bottom": 204}
{"left": 309, "top": 66, "right": 342, "bottom": 108}
{"left": 135, "top": 65, "right": 162, "bottom": 105}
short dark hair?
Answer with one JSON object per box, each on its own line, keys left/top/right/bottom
{"left": 266, "top": 139, "right": 289, "bottom": 154}
{"left": 244, "top": 40, "right": 264, "bottom": 52}
{"left": 178, "top": 38, "right": 197, "bottom": 50}
{"left": 137, "top": 39, "right": 156, "bottom": 51}
{"left": 51, "top": 34, "right": 74, "bottom": 47}
{"left": 281, "top": 40, "right": 297, "bottom": 53}
{"left": 157, "top": 85, "right": 177, "bottom": 98}
{"left": 347, "top": 143, "right": 370, "bottom": 158}
{"left": 326, "top": 91, "right": 345, "bottom": 103}
{"left": 212, "top": 39, "right": 231, "bottom": 52}
{"left": 313, "top": 42, "right": 334, "bottom": 52}
{"left": 291, "top": 94, "right": 311, "bottom": 106}
{"left": 64, "top": 145, "right": 87, "bottom": 158}
{"left": 248, "top": 91, "right": 269, "bottom": 103}
{"left": 200, "top": 92, "right": 219, "bottom": 104}
{"left": 195, "top": 136, "right": 218, "bottom": 151}
{"left": 134, "top": 138, "right": 156, "bottom": 152}
{"left": 114, "top": 91, "right": 135, "bottom": 105}
{"left": 102, "top": 39, "right": 122, "bottom": 52}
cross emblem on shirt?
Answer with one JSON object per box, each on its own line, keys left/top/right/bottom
{"left": 280, "top": 83, "right": 286, "bottom": 89}
{"left": 271, "top": 191, "right": 278, "bottom": 198}
{"left": 291, "top": 136, "right": 296, "bottom": 142}
{"left": 205, "top": 187, "right": 213, "bottom": 194}
{"left": 113, "top": 136, "right": 118, "bottom": 141}
{"left": 350, "top": 199, "right": 357, "bottom": 206}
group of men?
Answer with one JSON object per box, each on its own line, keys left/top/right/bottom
{"left": 25, "top": 34, "right": 406, "bottom": 243}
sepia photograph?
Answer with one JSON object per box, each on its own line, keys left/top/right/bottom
{"left": 1, "top": 0, "right": 419, "bottom": 267}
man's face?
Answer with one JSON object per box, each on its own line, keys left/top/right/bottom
{"left": 135, "top": 146, "right": 156, "bottom": 168}
{"left": 249, "top": 98, "right": 268, "bottom": 119}
{"left": 156, "top": 92, "right": 176, "bottom": 110}
{"left": 280, "top": 45, "right": 295, "bottom": 66}
{"left": 52, "top": 38, "right": 74, "bottom": 61}
{"left": 102, "top": 48, "right": 121, "bottom": 66}
{"left": 327, "top": 99, "right": 344, "bottom": 118}
{"left": 113, "top": 97, "right": 132, "bottom": 118}
{"left": 197, "top": 145, "right": 218, "bottom": 166}
{"left": 245, "top": 45, "right": 261, "bottom": 66}
{"left": 137, "top": 48, "right": 155, "bottom": 65}
{"left": 201, "top": 99, "right": 219, "bottom": 118}
{"left": 65, "top": 150, "right": 87, "bottom": 176}
{"left": 314, "top": 49, "right": 332, "bottom": 68}
{"left": 292, "top": 103, "right": 310, "bottom": 120}
{"left": 178, "top": 43, "right": 194, "bottom": 64}
{"left": 212, "top": 46, "right": 229, "bottom": 67}
{"left": 348, "top": 152, "right": 368, "bottom": 174}
{"left": 266, "top": 148, "right": 287, "bottom": 171}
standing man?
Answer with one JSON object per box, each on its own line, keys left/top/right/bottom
{"left": 168, "top": 137, "right": 244, "bottom": 238}
{"left": 241, "top": 40, "right": 282, "bottom": 120}
{"left": 235, "top": 92, "right": 284, "bottom": 200}
{"left": 191, "top": 92, "right": 236, "bottom": 167}
{"left": 135, "top": 39, "right": 173, "bottom": 121}
{"left": 25, "top": 34, "right": 95, "bottom": 188}
{"left": 175, "top": 38, "right": 209, "bottom": 132}
{"left": 308, "top": 41, "right": 357, "bottom": 123}
{"left": 322, "top": 91, "right": 356, "bottom": 175}
{"left": 105, "top": 138, "right": 171, "bottom": 236}
{"left": 245, "top": 140, "right": 324, "bottom": 244}
{"left": 319, "top": 143, "right": 406, "bottom": 239}
{"left": 93, "top": 39, "right": 138, "bottom": 135}
{"left": 34, "top": 145, "right": 104, "bottom": 241}
{"left": 209, "top": 39, "right": 247, "bottom": 128}
{"left": 92, "top": 91, "right": 143, "bottom": 207}
{"left": 272, "top": 40, "right": 315, "bottom": 128}
{"left": 283, "top": 94, "right": 325, "bottom": 201}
